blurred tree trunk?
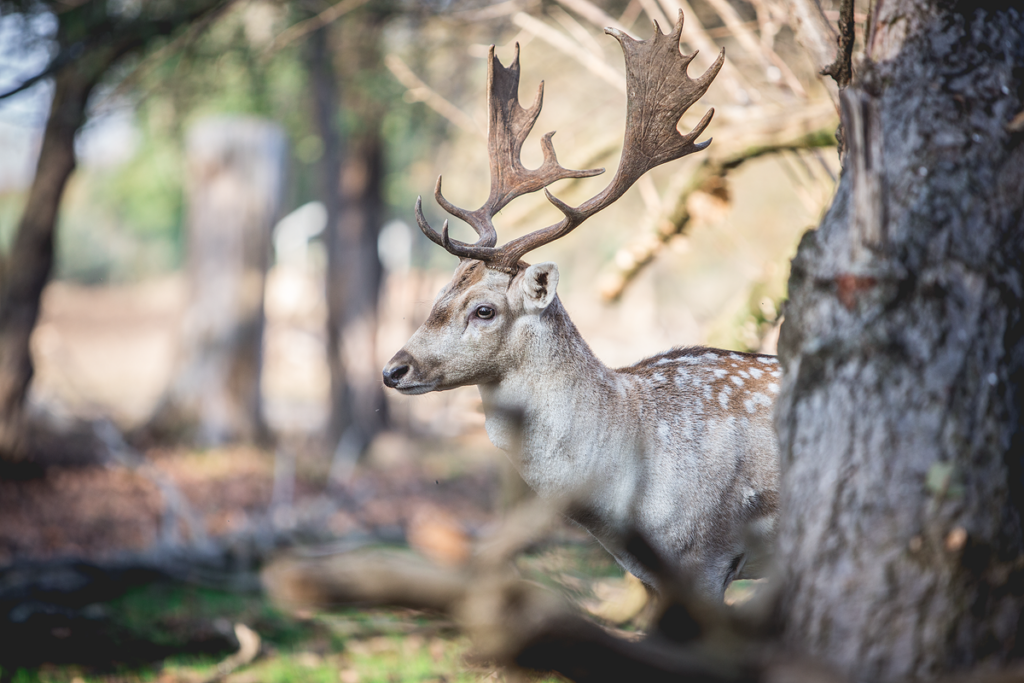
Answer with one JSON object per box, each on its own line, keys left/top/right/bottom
{"left": 307, "top": 12, "right": 387, "bottom": 475}
{"left": 0, "top": 66, "right": 98, "bottom": 460}
{"left": 775, "top": 1, "right": 1024, "bottom": 680}
{"left": 144, "top": 117, "right": 287, "bottom": 446}
{"left": 0, "top": 0, "right": 230, "bottom": 462}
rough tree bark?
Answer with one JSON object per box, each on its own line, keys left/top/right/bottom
{"left": 775, "top": 1, "right": 1024, "bottom": 680}
{"left": 307, "top": 12, "right": 387, "bottom": 473}
{"left": 145, "top": 117, "right": 287, "bottom": 446}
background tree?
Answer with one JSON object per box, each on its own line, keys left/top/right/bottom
{"left": 144, "top": 116, "right": 287, "bottom": 445}
{"left": 304, "top": 5, "right": 391, "bottom": 474}
{"left": 0, "top": 0, "right": 233, "bottom": 461}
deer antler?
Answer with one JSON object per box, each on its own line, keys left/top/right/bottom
{"left": 417, "top": 10, "right": 723, "bottom": 274}
{"left": 415, "top": 43, "right": 604, "bottom": 258}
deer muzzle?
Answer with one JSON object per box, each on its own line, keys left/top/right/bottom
{"left": 382, "top": 349, "right": 436, "bottom": 394}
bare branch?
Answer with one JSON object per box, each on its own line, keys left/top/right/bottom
{"left": 0, "top": 61, "right": 62, "bottom": 101}
{"left": 598, "top": 101, "right": 839, "bottom": 301}
{"left": 262, "top": 0, "right": 372, "bottom": 57}
{"left": 784, "top": 0, "right": 839, "bottom": 104}
{"left": 384, "top": 54, "right": 482, "bottom": 135}
{"left": 511, "top": 12, "right": 626, "bottom": 92}
{"left": 550, "top": 5, "right": 606, "bottom": 58}
{"left": 701, "top": 0, "right": 807, "bottom": 97}
{"left": 552, "top": 0, "right": 633, "bottom": 35}
{"left": 96, "top": 6, "right": 224, "bottom": 111}
{"left": 1, "top": 0, "right": 236, "bottom": 102}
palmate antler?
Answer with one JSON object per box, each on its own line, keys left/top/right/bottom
{"left": 416, "top": 10, "right": 724, "bottom": 274}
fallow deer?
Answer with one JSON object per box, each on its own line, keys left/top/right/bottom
{"left": 382, "top": 12, "right": 780, "bottom": 601}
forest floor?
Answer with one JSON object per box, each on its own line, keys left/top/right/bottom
{"left": 0, "top": 430, "right": 634, "bottom": 683}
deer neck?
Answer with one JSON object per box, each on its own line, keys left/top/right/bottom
{"left": 478, "top": 297, "right": 635, "bottom": 495}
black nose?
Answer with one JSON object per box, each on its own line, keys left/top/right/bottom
{"left": 382, "top": 363, "right": 410, "bottom": 388}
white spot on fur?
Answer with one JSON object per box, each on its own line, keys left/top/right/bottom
{"left": 713, "top": 369, "right": 728, "bottom": 379}
{"left": 653, "top": 373, "right": 666, "bottom": 384}
{"left": 703, "top": 384, "right": 713, "bottom": 399}
{"left": 749, "top": 367, "right": 763, "bottom": 379}
{"left": 739, "top": 370, "right": 750, "bottom": 379}
{"left": 729, "top": 353, "right": 744, "bottom": 361}
{"left": 758, "top": 356, "right": 778, "bottom": 365}
{"left": 730, "top": 375, "right": 745, "bottom": 387}
{"left": 731, "top": 363, "right": 738, "bottom": 368}
{"left": 656, "top": 356, "right": 677, "bottom": 365}
{"left": 719, "top": 391, "right": 730, "bottom": 408}
{"left": 702, "top": 352, "right": 718, "bottom": 361}
{"left": 771, "top": 370, "right": 782, "bottom": 378}
{"left": 768, "top": 383, "right": 779, "bottom": 394}
{"left": 743, "top": 398, "right": 755, "bottom": 413}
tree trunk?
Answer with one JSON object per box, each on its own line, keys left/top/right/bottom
{"left": 0, "top": 63, "right": 101, "bottom": 460}
{"left": 308, "top": 15, "right": 387, "bottom": 475}
{"left": 775, "top": 2, "right": 1024, "bottom": 680}
{"left": 146, "top": 117, "right": 287, "bottom": 446}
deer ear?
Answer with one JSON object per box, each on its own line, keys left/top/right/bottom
{"left": 521, "top": 262, "right": 559, "bottom": 314}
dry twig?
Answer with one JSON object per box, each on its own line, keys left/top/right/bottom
{"left": 701, "top": 0, "right": 807, "bottom": 97}
{"left": 262, "top": 0, "right": 372, "bottom": 57}
{"left": 385, "top": 54, "right": 482, "bottom": 135}
{"left": 512, "top": 12, "right": 627, "bottom": 92}
{"left": 784, "top": 0, "right": 839, "bottom": 104}
{"left": 598, "top": 101, "right": 838, "bottom": 301}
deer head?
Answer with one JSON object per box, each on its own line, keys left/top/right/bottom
{"left": 383, "top": 12, "right": 723, "bottom": 394}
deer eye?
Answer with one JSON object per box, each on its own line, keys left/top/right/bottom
{"left": 475, "top": 305, "right": 495, "bottom": 320}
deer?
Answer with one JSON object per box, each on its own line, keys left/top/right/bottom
{"left": 382, "top": 12, "right": 780, "bottom": 602}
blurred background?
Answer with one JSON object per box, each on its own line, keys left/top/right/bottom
{"left": 0, "top": 0, "right": 848, "bottom": 679}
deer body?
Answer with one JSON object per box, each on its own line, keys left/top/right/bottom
{"left": 383, "top": 14, "right": 780, "bottom": 600}
{"left": 387, "top": 260, "right": 778, "bottom": 598}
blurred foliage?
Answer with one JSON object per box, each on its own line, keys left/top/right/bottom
{"left": 9, "top": 1, "right": 450, "bottom": 282}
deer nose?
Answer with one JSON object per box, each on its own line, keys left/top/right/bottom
{"left": 383, "top": 350, "right": 415, "bottom": 388}
{"left": 382, "top": 364, "right": 409, "bottom": 388}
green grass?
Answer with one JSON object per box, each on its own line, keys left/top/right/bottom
{"left": 0, "top": 580, "right": 550, "bottom": 683}
{"left": 0, "top": 540, "right": 624, "bottom": 683}
{"left": 110, "top": 582, "right": 325, "bottom": 652}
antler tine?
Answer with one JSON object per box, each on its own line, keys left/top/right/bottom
{"left": 417, "top": 10, "right": 719, "bottom": 273}
{"left": 490, "top": 10, "right": 722, "bottom": 271}
{"left": 426, "top": 43, "right": 604, "bottom": 263}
